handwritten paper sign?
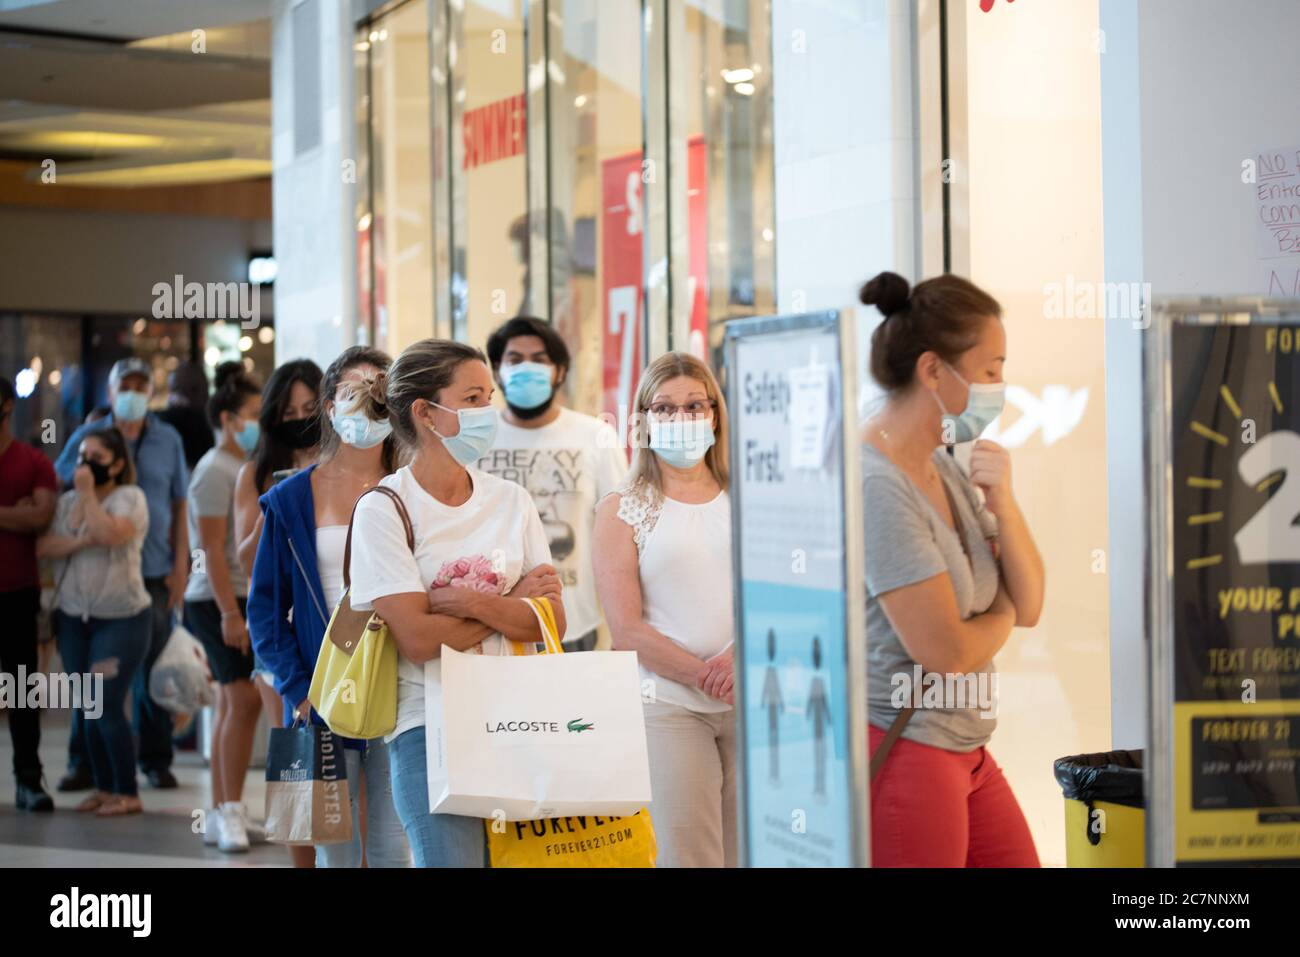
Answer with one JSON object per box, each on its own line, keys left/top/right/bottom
{"left": 1254, "top": 146, "right": 1300, "bottom": 260}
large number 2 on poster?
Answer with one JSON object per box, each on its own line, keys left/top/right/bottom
{"left": 1235, "top": 430, "right": 1300, "bottom": 564}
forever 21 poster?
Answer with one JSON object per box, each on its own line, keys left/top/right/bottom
{"left": 1171, "top": 321, "right": 1300, "bottom": 864}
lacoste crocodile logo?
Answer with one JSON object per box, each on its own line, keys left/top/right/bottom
{"left": 567, "top": 718, "right": 594, "bottom": 733}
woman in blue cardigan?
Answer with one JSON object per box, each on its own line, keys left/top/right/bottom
{"left": 248, "top": 346, "right": 410, "bottom": 867}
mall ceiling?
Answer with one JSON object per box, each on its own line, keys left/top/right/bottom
{"left": 0, "top": 0, "right": 271, "bottom": 187}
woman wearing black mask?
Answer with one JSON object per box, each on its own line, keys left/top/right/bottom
{"left": 231, "top": 359, "right": 322, "bottom": 861}
{"left": 38, "top": 428, "right": 151, "bottom": 816}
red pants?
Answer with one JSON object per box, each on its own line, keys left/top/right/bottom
{"left": 868, "top": 724, "right": 1040, "bottom": 867}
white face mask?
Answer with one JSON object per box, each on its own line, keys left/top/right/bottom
{"left": 330, "top": 392, "right": 392, "bottom": 449}
{"left": 933, "top": 362, "right": 1006, "bottom": 444}
{"left": 648, "top": 416, "right": 716, "bottom": 468}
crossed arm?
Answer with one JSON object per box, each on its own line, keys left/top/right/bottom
{"left": 374, "top": 564, "right": 567, "bottom": 665}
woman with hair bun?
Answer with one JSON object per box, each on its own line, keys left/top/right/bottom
{"left": 859, "top": 270, "right": 1044, "bottom": 867}
{"left": 248, "top": 345, "right": 410, "bottom": 867}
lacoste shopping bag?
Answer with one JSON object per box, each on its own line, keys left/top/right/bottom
{"left": 263, "top": 721, "right": 353, "bottom": 845}
{"left": 426, "top": 597, "right": 652, "bottom": 820}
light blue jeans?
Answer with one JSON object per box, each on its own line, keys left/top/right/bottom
{"left": 316, "top": 736, "right": 411, "bottom": 868}
{"left": 388, "top": 726, "right": 487, "bottom": 868}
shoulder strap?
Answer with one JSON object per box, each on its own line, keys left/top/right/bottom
{"left": 869, "top": 708, "right": 915, "bottom": 781}
{"left": 939, "top": 476, "right": 972, "bottom": 563}
{"left": 342, "top": 485, "right": 415, "bottom": 591}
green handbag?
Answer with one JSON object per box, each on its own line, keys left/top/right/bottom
{"left": 307, "top": 486, "right": 413, "bottom": 739}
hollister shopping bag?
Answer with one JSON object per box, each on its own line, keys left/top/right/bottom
{"left": 426, "top": 598, "right": 652, "bottom": 820}
{"left": 264, "top": 722, "right": 353, "bottom": 845}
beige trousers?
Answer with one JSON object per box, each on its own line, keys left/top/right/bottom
{"left": 643, "top": 700, "right": 737, "bottom": 868}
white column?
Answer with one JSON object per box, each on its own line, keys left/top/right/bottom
{"left": 270, "top": 0, "right": 360, "bottom": 368}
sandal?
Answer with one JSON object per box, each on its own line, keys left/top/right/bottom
{"left": 76, "top": 792, "right": 108, "bottom": 813}
{"left": 96, "top": 795, "right": 143, "bottom": 817}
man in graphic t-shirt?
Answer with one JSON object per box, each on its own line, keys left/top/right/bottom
{"left": 477, "top": 316, "right": 627, "bottom": 651}
{"left": 0, "top": 375, "right": 58, "bottom": 811}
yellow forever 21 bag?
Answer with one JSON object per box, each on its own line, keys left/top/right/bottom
{"left": 307, "top": 486, "right": 413, "bottom": 740}
{"left": 485, "top": 597, "right": 657, "bottom": 869}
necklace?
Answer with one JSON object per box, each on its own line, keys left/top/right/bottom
{"left": 875, "top": 426, "right": 939, "bottom": 486}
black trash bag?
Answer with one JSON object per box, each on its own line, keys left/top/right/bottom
{"left": 1054, "top": 750, "right": 1143, "bottom": 847}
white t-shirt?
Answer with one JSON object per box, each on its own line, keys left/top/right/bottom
{"left": 348, "top": 465, "right": 553, "bottom": 740}
{"left": 475, "top": 407, "right": 627, "bottom": 642}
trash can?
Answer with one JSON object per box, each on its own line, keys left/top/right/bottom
{"left": 1053, "top": 749, "right": 1144, "bottom": 867}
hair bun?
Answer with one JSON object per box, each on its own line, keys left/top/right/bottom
{"left": 859, "top": 271, "right": 911, "bottom": 317}
{"left": 368, "top": 371, "right": 388, "bottom": 405}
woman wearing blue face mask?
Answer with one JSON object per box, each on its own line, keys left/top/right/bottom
{"left": 592, "top": 351, "right": 736, "bottom": 868}
{"left": 345, "top": 338, "right": 565, "bottom": 867}
{"left": 184, "top": 368, "right": 264, "bottom": 852}
{"left": 248, "top": 345, "right": 411, "bottom": 867}
{"left": 858, "top": 270, "right": 1044, "bottom": 867}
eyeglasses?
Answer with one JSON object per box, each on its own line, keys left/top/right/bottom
{"left": 646, "top": 399, "right": 716, "bottom": 421}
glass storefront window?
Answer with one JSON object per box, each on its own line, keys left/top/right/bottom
{"left": 199, "top": 320, "right": 275, "bottom": 387}
{"left": 368, "top": 0, "right": 436, "bottom": 356}
{"left": 671, "top": 0, "right": 775, "bottom": 362}
{"left": 450, "top": 0, "right": 529, "bottom": 347}
{"left": 354, "top": 0, "right": 775, "bottom": 408}
{"left": 0, "top": 314, "right": 83, "bottom": 459}
{"left": 547, "top": 0, "right": 646, "bottom": 420}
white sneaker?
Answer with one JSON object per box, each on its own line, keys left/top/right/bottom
{"left": 201, "top": 807, "right": 219, "bottom": 846}
{"left": 244, "top": 814, "right": 268, "bottom": 845}
{"left": 217, "top": 802, "right": 250, "bottom": 853}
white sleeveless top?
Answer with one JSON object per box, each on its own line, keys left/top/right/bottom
{"left": 316, "top": 525, "right": 348, "bottom": 608}
{"left": 616, "top": 481, "right": 734, "bottom": 713}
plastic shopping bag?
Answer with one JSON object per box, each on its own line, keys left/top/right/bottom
{"left": 148, "top": 621, "right": 215, "bottom": 714}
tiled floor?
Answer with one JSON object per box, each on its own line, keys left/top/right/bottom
{"left": 0, "top": 708, "right": 288, "bottom": 867}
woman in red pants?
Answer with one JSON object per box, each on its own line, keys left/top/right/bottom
{"left": 858, "top": 270, "right": 1045, "bottom": 867}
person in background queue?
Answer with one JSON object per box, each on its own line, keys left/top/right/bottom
{"left": 157, "top": 360, "right": 216, "bottom": 471}
{"left": 0, "top": 375, "right": 58, "bottom": 811}
{"left": 55, "top": 357, "right": 189, "bottom": 792}
{"left": 478, "top": 316, "right": 627, "bottom": 651}
{"left": 858, "top": 270, "right": 1044, "bottom": 867}
{"left": 184, "top": 367, "right": 265, "bottom": 853}
{"left": 39, "top": 428, "right": 151, "bottom": 816}
{"left": 229, "top": 357, "right": 322, "bottom": 867}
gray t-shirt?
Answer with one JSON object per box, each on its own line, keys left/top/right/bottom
{"left": 184, "top": 447, "right": 247, "bottom": 602}
{"left": 51, "top": 486, "right": 151, "bottom": 620}
{"left": 863, "top": 444, "right": 1000, "bottom": 751}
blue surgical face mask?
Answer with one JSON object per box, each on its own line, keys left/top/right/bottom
{"left": 331, "top": 394, "right": 392, "bottom": 449}
{"left": 429, "top": 401, "right": 498, "bottom": 467}
{"left": 112, "top": 390, "right": 149, "bottom": 423}
{"left": 233, "top": 417, "right": 261, "bottom": 454}
{"left": 500, "top": 362, "right": 555, "bottom": 411}
{"left": 934, "top": 362, "right": 1005, "bottom": 444}
{"left": 648, "top": 415, "right": 716, "bottom": 469}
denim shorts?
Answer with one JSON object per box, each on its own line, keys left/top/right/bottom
{"left": 184, "top": 597, "right": 254, "bottom": 685}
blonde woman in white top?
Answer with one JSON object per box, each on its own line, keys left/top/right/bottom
{"left": 593, "top": 351, "right": 735, "bottom": 868}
